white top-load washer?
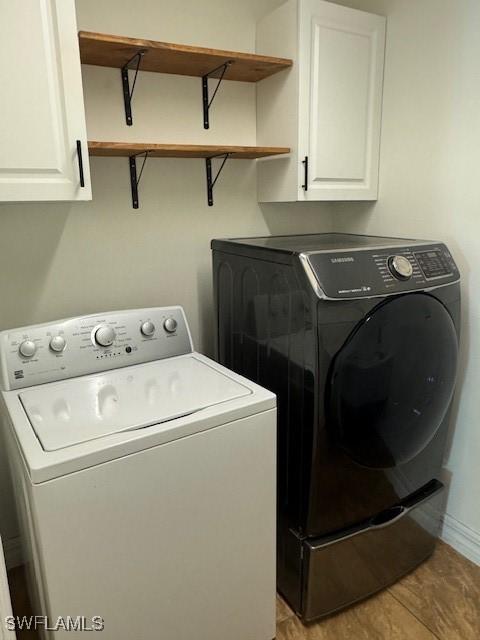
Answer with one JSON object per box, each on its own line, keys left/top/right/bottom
{"left": 0, "top": 307, "right": 276, "bottom": 640}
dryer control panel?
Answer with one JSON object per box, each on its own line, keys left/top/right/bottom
{"left": 0, "top": 307, "right": 193, "bottom": 390}
{"left": 303, "top": 243, "right": 459, "bottom": 299}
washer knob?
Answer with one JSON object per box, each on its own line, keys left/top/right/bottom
{"left": 388, "top": 255, "right": 413, "bottom": 280}
{"left": 141, "top": 321, "right": 156, "bottom": 337}
{"left": 50, "top": 335, "right": 66, "bottom": 353}
{"left": 94, "top": 325, "right": 116, "bottom": 347}
{"left": 19, "top": 340, "right": 37, "bottom": 358}
{"left": 163, "top": 317, "right": 178, "bottom": 333}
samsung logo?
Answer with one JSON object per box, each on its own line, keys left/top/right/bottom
{"left": 331, "top": 257, "right": 355, "bottom": 264}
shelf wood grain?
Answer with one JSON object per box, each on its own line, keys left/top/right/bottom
{"left": 79, "top": 31, "right": 292, "bottom": 82}
{"left": 88, "top": 142, "right": 290, "bottom": 160}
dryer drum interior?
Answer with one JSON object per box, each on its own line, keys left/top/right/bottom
{"left": 327, "top": 293, "right": 459, "bottom": 469}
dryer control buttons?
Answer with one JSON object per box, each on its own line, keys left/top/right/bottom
{"left": 388, "top": 255, "right": 413, "bottom": 280}
{"left": 414, "top": 250, "right": 452, "bottom": 279}
{"left": 140, "top": 321, "right": 156, "bottom": 337}
{"left": 19, "top": 340, "right": 37, "bottom": 358}
{"left": 163, "top": 317, "right": 178, "bottom": 333}
{"left": 49, "top": 336, "right": 66, "bottom": 353}
{"left": 94, "top": 326, "right": 116, "bottom": 347}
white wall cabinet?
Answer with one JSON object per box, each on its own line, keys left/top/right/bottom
{"left": 257, "top": 0, "right": 386, "bottom": 202}
{"left": 0, "top": 0, "right": 91, "bottom": 202}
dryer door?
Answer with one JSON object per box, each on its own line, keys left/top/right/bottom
{"left": 328, "top": 293, "right": 458, "bottom": 469}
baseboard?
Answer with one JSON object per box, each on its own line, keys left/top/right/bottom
{"left": 441, "top": 513, "right": 480, "bottom": 566}
{"left": 2, "top": 536, "right": 23, "bottom": 570}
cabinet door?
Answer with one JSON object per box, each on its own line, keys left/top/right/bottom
{"left": 299, "top": 0, "right": 385, "bottom": 200}
{"left": 0, "top": 0, "right": 91, "bottom": 202}
{"left": 0, "top": 537, "right": 15, "bottom": 639}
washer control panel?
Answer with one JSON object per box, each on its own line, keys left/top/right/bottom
{"left": 0, "top": 307, "right": 192, "bottom": 390}
{"left": 304, "top": 242, "right": 459, "bottom": 299}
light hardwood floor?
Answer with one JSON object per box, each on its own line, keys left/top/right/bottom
{"left": 7, "top": 541, "right": 480, "bottom": 639}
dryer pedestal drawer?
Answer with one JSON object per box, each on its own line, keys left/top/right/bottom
{"left": 302, "top": 485, "right": 445, "bottom": 621}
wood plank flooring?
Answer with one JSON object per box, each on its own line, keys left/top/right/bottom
{"left": 277, "top": 591, "right": 438, "bottom": 640}
{"left": 7, "top": 541, "right": 480, "bottom": 639}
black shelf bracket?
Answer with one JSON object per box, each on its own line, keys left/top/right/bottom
{"left": 205, "top": 153, "right": 230, "bottom": 206}
{"left": 129, "top": 151, "right": 150, "bottom": 209}
{"left": 122, "top": 50, "right": 147, "bottom": 126}
{"left": 202, "top": 60, "right": 233, "bottom": 129}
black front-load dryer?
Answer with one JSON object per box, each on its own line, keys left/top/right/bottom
{"left": 211, "top": 233, "right": 460, "bottom": 621}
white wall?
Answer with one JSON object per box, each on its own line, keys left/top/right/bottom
{"left": 0, "top": 0, "right": 333, "bottom": 558}
{"left": 331, "top": 0, "right": 480, "bottom": 561}
{"left": 0, "top": 0, "right": 332, "bottom": 354}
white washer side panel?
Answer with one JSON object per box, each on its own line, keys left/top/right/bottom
{"left": 29, "top": 410, "right": 276, "bottom": 640}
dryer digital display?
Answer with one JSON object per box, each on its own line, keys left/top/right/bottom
{"left": 415, "top": 249, "right": 454, "bottom": 279}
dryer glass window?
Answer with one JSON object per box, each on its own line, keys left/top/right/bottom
{"left": 328, "top": 294, "right": 458, "bottom": 468}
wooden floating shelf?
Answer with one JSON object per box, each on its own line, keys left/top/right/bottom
{"left": 88, "top": 142, "right": 290, "bottom": 160}
{"left": 79, "top": 31, "right": 293, "bottom": 82}
{"left": 88, "top": 142, "right": 290, "bottom": 209}
{"left": 80, "top": 32, "right": 292, "bottom": 203}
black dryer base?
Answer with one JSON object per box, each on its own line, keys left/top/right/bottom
{"left": 280, "top": 482, "right": 445, "bottom": 622}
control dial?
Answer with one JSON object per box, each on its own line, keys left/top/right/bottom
{"left": 50, "top": 336, "right": 66, "bottom": 352}
{"left": 141, "top": 321, "right": 155, "bottom": 337}
{"left": 19, "top": 340, "right": 37, "bottom": 358}
{"left": 388, "top": 255, "right": 413, "bottom": 280}
{"left": 94, "top": 325, "right": 116, "bottom": 347}
{"left": 163, "top": 317, "right": 178, "bottom": 333}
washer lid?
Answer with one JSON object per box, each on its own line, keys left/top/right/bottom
{"left": 19, "top": 355, "right": 251, "bottom": 452}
